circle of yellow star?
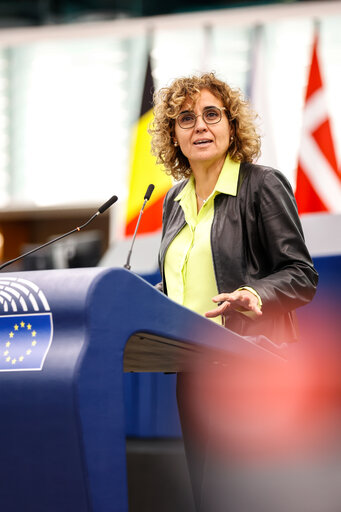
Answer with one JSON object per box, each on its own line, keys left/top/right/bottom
{"left": 2, "top": 320, "right": 40, "bottom": 365}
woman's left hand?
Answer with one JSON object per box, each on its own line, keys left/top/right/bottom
{"left": 205, "top": 289, "right": 262, "bottom": 319}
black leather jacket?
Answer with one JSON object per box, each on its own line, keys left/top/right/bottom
{"left": 158, "top": 162, "right": 318, "bottom": 345}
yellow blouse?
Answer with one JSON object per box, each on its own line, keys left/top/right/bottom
{"left": 164, "top": 155, "right": 240, "bottom": 325}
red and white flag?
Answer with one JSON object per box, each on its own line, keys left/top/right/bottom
{"left": 295, "top": 33, "right": 341, "bottom": 214}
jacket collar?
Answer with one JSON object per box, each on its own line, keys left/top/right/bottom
{"left": 174, "top": 154, "right": 240, "bottom": 202}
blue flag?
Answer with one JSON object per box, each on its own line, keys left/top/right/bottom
{"left": 0, "top": 313, "right": 53, "bottom": 371}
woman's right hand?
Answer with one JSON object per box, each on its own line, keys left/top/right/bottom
{"left": 205, "top": 289, "right": 262, "bottom": 320}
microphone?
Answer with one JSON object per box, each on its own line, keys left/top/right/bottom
{"left": 144, "top": 184, "right": 154, "bottom": 201}
{"left": 98, "top": 195, "right": 118, "bottom": 214}
{"left": 124, "top": 184, "right": 155, "bottom": 270}
{"left": 0, "top": 195, "right": 118, "bottom": 272}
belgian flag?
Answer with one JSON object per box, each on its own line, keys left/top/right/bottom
{"left": 125, "top": 57, "right": 172, "bottom": 236}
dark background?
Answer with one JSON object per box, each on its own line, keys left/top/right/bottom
{"left": 0, "top": 0, "right": 323, "bottom": 26}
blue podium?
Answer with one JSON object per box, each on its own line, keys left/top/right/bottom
{"left": 0, "top": 268, "right": 279, "bottom": 512}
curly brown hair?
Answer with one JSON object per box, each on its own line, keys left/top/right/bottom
{"left": 149, "top": 72, "right": 261, "bottom": 180}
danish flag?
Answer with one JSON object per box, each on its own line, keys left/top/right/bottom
{"left": 295, "top": 33, "right": 341, "bottom": 214}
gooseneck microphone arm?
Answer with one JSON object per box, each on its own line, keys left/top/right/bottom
{"left": 124, "top": 184, "right": 155, "bottom": 271}
{"left": 0, "top": 195, "right": 118, "bottom": 272}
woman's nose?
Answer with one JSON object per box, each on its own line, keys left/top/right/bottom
{"left": 195, "top": 115, "right": 208, "bottom": 131}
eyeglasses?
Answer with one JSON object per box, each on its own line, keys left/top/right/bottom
{"left": 176, "top": 106, "right": 227, "bottom": 129}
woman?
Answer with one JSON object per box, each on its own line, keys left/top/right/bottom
{"left": 150, "top": 73, "right": 318, "bottom": 510}
{"left": 151, "top": 72, "right": 318, "bottom": 345}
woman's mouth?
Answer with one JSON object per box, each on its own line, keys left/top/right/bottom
{"left": 193, "top": 139, "right": 213, "bottom": 146}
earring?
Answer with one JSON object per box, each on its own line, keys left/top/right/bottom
{"left": 174, "top": 140, "right": 178, "bottom": 147}
{"left": 230, "top": 136, "right": 234, "bottom": 142}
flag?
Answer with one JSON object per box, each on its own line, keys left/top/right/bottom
{"left": 295, "top": 32, "right": 341, "bottom": 214}
{"left": 125, "top": 56, "right": 172, "bottom": 236}
{"left": 0, "top": 314, "right": 53, "bottom": 371}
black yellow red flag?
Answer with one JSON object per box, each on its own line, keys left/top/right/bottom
{"left": 125, "top": 57, "right": 172, "bottom": 236}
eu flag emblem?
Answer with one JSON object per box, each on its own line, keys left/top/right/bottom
{"left": 0, "top": 314, "right": 53, "bottom": 372}
{"left": 0, "top": 276, "right": 53, "bottom": 371}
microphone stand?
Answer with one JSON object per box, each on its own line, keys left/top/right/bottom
{"left": 124, "top": 184, "right": 155, "bottom": 271}
{"left": 0, "top": 195, "right": 118, "bottom": 272}
{"left": 124, "top": 199, "right": 147, "bottom": 271}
